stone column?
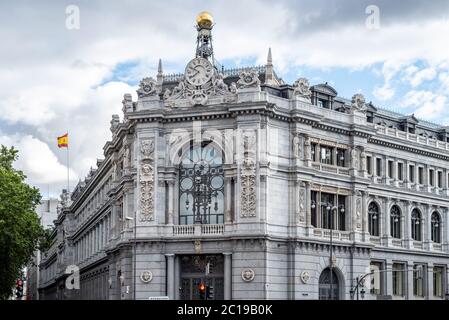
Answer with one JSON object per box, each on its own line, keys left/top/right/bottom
{"left": 406, "top": 262, "right": 414, "bottom": 300}
{"left": 223, "top": 253, "right": 232, "bottom": 300}
{"left": 166, "top": 254, "right": 175, "bottom": 300}
{"left": 174, "top": 256, "right": 180, "bottom": 300}
{"left": 225, "top": 177, "right": 232, "bottom": 223}
{"left": 362, "top": 191, "right": 369, "bottom": 241}
{"left": 305, "top": 182, "right": 312, "bottom": 231}
{"left": 443, "top": 208, "right": 449, "bottom": 252}
{"left": 427, "top": 264, "right": 434, "bottom": 300}
{"left": 385, "top": 260, "right": 393, "bottom": 297}
{"left": 382, "top": 197, "right": 391, "bottom": 246}
{"left": 167, "top": 180, "right": 174, "bottom": 225}
{"left": 424, "top": 205, "right": 432, "bottom": 250}
{"left": 404, "top": 201, "right": 412, "bottom": 249}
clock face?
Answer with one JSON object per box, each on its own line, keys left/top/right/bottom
{"left": 185, "top": 58, "right": 213, "bottom": 86}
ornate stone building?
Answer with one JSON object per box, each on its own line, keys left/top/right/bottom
{"left": 38, "top": 12, "right": 449, "bottom": 300}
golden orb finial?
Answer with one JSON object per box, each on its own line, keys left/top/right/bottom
{"left": 196, "top": 11, "right": 214, "bottom": 29}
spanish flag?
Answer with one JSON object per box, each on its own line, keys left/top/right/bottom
{"left": 57, "top": 133, "right": 68, "bottom": 148}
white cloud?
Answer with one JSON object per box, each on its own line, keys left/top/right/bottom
{"left": 373, "top": 84, "right": 395, "bottom": 101}
{"left": 0, "top": 134, "right": 78, "bottom": 186}
{"left": 405, "top": 67, "right": 437, "bottom": 87}
{"left": 400, "top": 90, "right": 447, "bottom": 120}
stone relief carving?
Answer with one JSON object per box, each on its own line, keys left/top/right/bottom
{"left": 292, "top": 132, "right": 301, "bottom": 159}
{"left": 300, "top": 271, "right": 310, "bottom": 284}
{"left": 304, "top": 136, "right": 311, "bottom": 161}
{"left": 141, "top": 140, "right": 155, "bottom": 159}
{"left": 236, "top": 69, "right": 261, "bottom": 89}
{"left": 140, "top": 139, "right": 155, "bottom": 221}
{"left": 240, "top": 157, "right": 257, "bottom": 218}
{"left": 164, "top": 68, "right": 236, "bottom": 107}
{"left": 140, "top": 270, "right": 153, "bottom": 283}
{"left": 137, "top": 77, "right": 158, "bottom": 98}
{"left": 351, "top": 148, "right": 359, "bottom": 169}
{"left": 293, "top": 78, "right": 312, "bottom": 100}
{"left": 241, "top": 268, "right": 255, "bottom": 282}
{"left": 355, "top": 194, "right": 362, "bottom": 230}
{"left": 360, "top": 149, "right": 366, "bottom": 171}
{"left": 351, "top": 93, "right": 367, "bottom": 113}
{"left": 123, "top": 144, "right": 130, "bottom": 168}
{"left": 298, "top": 187, "right": 306, "bottom": 223}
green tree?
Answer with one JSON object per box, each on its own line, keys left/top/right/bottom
{"left": 0, "top": 145, "right": 45, "bottom": 299}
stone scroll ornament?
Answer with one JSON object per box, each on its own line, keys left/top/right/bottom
{"left": 298, "top": 186, "right": 306, "bottom": 223}
{"left": 236, "top": 69, "right": 261, "bottom": 89}
{"left": 355, "top": 192, "right": 362, "bottom": 230}
{"left": 292, "top": 78, "right": 312, "bottom": 100}
{"left": 137, "top": 77, "right": 159, "bottom": 98}
{"left": 140, "top": 139, "right": 155, "bottom": 221}
{"left": 241, "top": 268, "right": 255, "bottom": 282}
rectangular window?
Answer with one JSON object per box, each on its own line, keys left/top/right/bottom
{"left": 366, "top": 156, "right": 372, "bottom": 174}
{"left": 437, "top": 171, "right": 443, "bottom": 188}
{"left": 370, "top": 262, "right": 383, "bottom": 295}
{"left": 320, "top": 146, "right": 333, "bottom": 165}
{"left": 413, "top": 265, "right": 424, "bottom": 297}
{"left": 376, "top": 158, "right": 382, "bottom": 176}
{"left": 311, "top": 191, "right": 317, "bottom": 227}
{"left": 388, "top": 161, "right": 393, "bottom": 178}
{"left": 409, "top": 165, "right": 415, "bottom": 183}
{"left": 429, "top": 169, "right": 435, "bottom": 186}
{"left": 398, "top": 163, "right": 403, "bottom": 181}
{"left": 336, "top": 148, "right": 346, "bottom": 167}
{"left": 392, "top": 263, "right": 405, "bottom": 296}
{"left": 433, "top": 267, "right": 444, "bottom": 298}
{"left": 418, "top": 167, "right": 424, "bottom": 184}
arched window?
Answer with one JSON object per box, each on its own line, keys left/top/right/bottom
{"left": 178, "top": 141, "right": 224, "bottom": 225}
{"left": 431, "top": 212, "right": 441, "bottom": 243}
{"left": 390, "top": 205, "right": 401, "bottom": 239}
{"left": 411, "top": 209, "right": 422, "bottom": 241}
{"left": 368, "top": 202, "right": 380, "bottom": 236}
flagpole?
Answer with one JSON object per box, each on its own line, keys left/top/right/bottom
{"left": 67, "top": 132, "right": 70, "bottom": 193}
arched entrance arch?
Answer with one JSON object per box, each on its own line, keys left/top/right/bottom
{"left": 318, "top": 267, "right": 342, "bottom": 300}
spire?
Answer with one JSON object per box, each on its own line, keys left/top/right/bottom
{"left": 158, "top": 58, "right": 163, "bottom": 75}
{"left": 157, "top": 58, "right": 163, "bottom": 86}
{"left": 264, "top": 47, "right": 278, "bottom": 86}
{"left": 267, "top": 47, "right": 272, "bottom": 66}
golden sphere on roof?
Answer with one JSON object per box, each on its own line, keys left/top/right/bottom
{"left": 196, "top": 11, "right": 214, "bottom": 28}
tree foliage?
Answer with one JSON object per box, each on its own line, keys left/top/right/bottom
{"left": 0, "top": 145, "right": 45, "bottom": 299}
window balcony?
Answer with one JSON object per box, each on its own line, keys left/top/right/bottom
{"left": 391, "top": 238, "right": 402, "bottom": 247}
{"left": 313, "top": 228, "right": 351, "bottom": 241}
{"left": 172, "top": 224, "right": 225, "bottom": 237}
{"left": 311, "top": 163, "right": 349, "bottom": 175}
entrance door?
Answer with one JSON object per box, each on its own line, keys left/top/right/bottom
{"left": 179, "top": 255, "right": 224, "bottom": 300}
{"left": 319, "top": 268, "right": 340, "bottom": 300}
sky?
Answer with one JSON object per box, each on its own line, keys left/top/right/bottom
{"left": 1, "top": 0, "right": 449, "bottom": 198}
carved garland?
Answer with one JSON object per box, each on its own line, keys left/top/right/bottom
{"left": 240, "top": 157, "right": 257, "bottom": 218}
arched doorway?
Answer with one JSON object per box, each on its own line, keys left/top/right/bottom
{"left": 319, "top": 268, "right": 340, "bottom": 300}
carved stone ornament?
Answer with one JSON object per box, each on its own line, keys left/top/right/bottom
{"left": 164, "top": 57, "right": 236, "bottom": 106}
{"left": 292, "top": 132, "right": 301, "bottom": 159}
{"left": 236, "top": 69, "right": 261, "bottom": 89}
{"left": 351, "top": 93, "right": 367, "bottom": 113}
{"left": 141, "top": 140, "right": 155, "bottom": 159}
{"left": 137, "top": 77, "right": 158, "bottom": 98}
{"left": 140, "top": 163, "right": 154, "bottom": 221}
{"left": 293, "top": 78, "right": 312, "bottom": 100}
{"left": 123, "top": 144, "right": 130, "bottom": 168}
{"left": 241, "top": 268, "right": 255, "bottom": 282}
{"left": 355, "top": 197, "right": 362, "bottom": 230}
{"left": 194, "top": 240, "right": 202, "bottom": 254}
{"left": 140, "top": 270, "right": 153, "bottom": 283}
{"left": 351, "top": 148, "right": 359, "bottom": 169}
{"left": 298, "top": 187, "right": 306, "bottom": 222}
{"left": 140, "top": 139, "right": 155, "bottom": 221}
{"left": 300, "top": 271, "right": 310, "bottom": 284}
{"left": 240, "top": 157, "right": 257, "bottom": 218}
